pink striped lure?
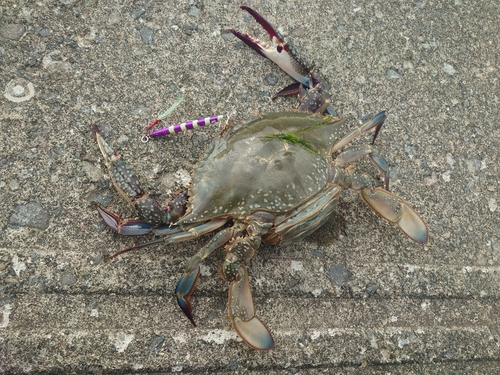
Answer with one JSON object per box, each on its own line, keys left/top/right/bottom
{"left": 148, "top": 115, "right": 224, "bottom": 138}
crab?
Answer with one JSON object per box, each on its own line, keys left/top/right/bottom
{"left": 93, "top": 6, "right": 429, "bottom": 350}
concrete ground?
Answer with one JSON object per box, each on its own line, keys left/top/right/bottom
{"left": 1, "top": 0, "right": 499, "bottom": 373}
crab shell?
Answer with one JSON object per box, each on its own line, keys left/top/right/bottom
{"left": 178, "top": 112, "right": 346, "bottom": 230}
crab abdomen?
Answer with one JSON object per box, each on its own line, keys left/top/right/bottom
{"left": 179, "top": 112, "right": 347, "bottom": 223}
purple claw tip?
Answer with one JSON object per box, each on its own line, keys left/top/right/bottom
{"left": 238, "top": 5, "right": 280, "bottom": 41}
{"left": 176, "top": 296, "right": 197, "bottom": 327}
{"left": 93, "top": 123, "right": 100, "bottom": 134}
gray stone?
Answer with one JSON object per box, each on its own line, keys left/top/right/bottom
{"left": 188, "top": 6, "right": 201, "bottom": 18}
{"left": 34, "top": 26, "right": 51, "bottom": 37}
{"left": 60, "top": 272, "right": 76, "bottom": 285}
{"left": 443, "top": 63, "right": 456, "bottom": 75}
{"left": 328, "top": 264, "right": 352, "bottom": 287}
{"left": 222, "top": 33, "right": 235, "bottom": 41}
{"left": 10, "top": 202, "right": 50, "bottom": 230}
{"left": 265, "top": 73, "right": 279, "bottom": 86}
{"left": 386, "top": 68, "right": 402, "bottom": 79}
{"left": 0, "top": 24, "right": 25, "bottom": 41}
{"left": 132, "top": 9, "right": 146, "bottom": 20}
{"left": 364, "top": 284, "right": 379, "bottom": 297}
{"left": 147, "top": 335, "right": 165, "bottom": 352}
{"left": 140, "top": 27, "right": 154, "bottom": 44}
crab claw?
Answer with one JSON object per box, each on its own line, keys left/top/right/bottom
{"left": 360, "top": 188, "right": 429, "bottom": 244}
{"left": 228, "top": 265, "right": 274, "bottom": 350}
{"left": 95, "top": 204, "right": 153, "bottom": 235}
{"left": 94, "top": 124, "right": 177, "bottom": 226}
{"left": 231, "top": 6, "right": 334, "bottom": 115}
{"left": 231, "top": 6, "right": 314, "bottom": 89}
{"left": 175, "top": 266, "right": 201, "bottom": 326}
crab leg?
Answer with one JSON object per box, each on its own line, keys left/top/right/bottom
{"left": 331, "top": 111, "right": 386, "bottom": 153}
{"left": 228, "top": 265, "right": 274, "bottom": 350}
{"left": 360, "top": 188, "right": 429, "bottom": 244}
{"left": 175, "top": 223, "right": 246, "bottom": 326}
{"left": 221, "top": 219, "right": 275, "bottom": 350}
{"left": 334, "top": 144, "right": 390, "bottom": 190}
{"left": 330, "top": 156, "right": 428, "bottom": 244}
{"left": 104, "top": 218, "right": 228, "bottom": 262}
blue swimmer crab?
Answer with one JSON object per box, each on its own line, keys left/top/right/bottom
{"left": 94, "top": 6, "right": 428, "bottom": 350}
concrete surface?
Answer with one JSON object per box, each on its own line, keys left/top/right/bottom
{"left": 1, "top": 0, "right": 499, "bottom": 373}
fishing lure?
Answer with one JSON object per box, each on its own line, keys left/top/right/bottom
{"left": 141, "top": 97, "right": 223, "bottom": 142}
{"left": 148, "top": 116, "right": 224, "bottom": 138}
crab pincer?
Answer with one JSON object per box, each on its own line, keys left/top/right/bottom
{"left": 231, "top": 5, "right": 333, "bottom": 114}
{"left": 93, "top": 124, "right": 188, "bottom": 236}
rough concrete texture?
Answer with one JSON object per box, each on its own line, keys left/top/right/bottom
{"left": 1, "top": 0, "right": 499, "bottom": 373}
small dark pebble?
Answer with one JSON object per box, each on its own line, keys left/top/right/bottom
{"left": 132, "top": 9, "right": 146, "bottom": 20}
{"left": 97, "top": 179, "right": 110, "bottom": 190}
{"left": 96, "top": 192, "right": 113, "bottom": 205}
{"left": 148, "top": 335, "right": 165, "bottom": 352}
{"left": 28, "top": 275, "right": 40, "bottom": 286}
{"left": 52, "top": 206, "right": 64, "bottom": 218}
{"left": 184, "top": 23, "right": 197, "bottom": 31}
{"left": 265, "top": 73, "right": 279, "bottom": 86}
{"left": 34, "top": 26, "right": 51, "bottom": 37}
{"left": 92, "top": 254, "right": 102, "bottom": 265}
{"left": 140, "top": 27, "right": 154, "bottom": 44}
{"left": 289, "top": 277, "right": 300, "bottom": 288}
{"left": 364, "top": 284, "right": 379, "bottom": 297}
{"left": 7, "top": 267, "right": 16, "bottom": 276}
{"left": 310, "top": 249, "right": 324, "bottom": 258}
{"left": 61, "top": 272, "right": 76, "bottom": 285}
{"left": 226, "top": 356, "right": 238, "bottom": 371}
{"left": 328, "top": 264, "right": 352, "bottom": 287}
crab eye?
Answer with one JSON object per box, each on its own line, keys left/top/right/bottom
{"left": 277, "top": 45, "right": 283, "bottom": 53}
